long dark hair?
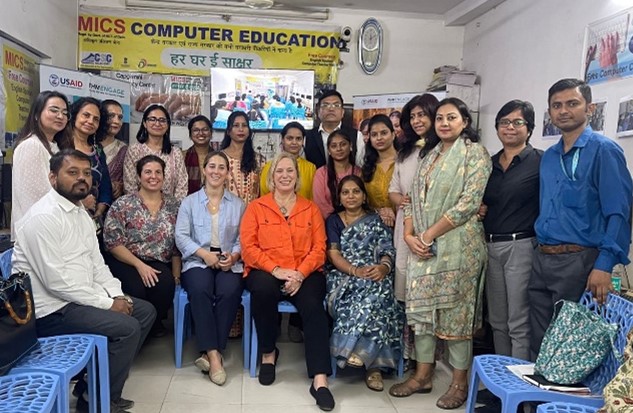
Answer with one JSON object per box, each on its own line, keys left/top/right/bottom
{"left": 435, "top": 97, "right": 480, "bottom": 143}
{"left": 220, "top": 111, "right": 257, "bottom": 174}
{"left": 362, "top": 114, "right": 394, "bottom": 182}
{"left": 399, "top": 94, "right": 439, "bottom": 162}
{"left": 16, "top": 90, "right": 72, "bottom": 152}
{"left": 326, "top": 130, "right": 355, "bottom": 210}
{"left": 136, "top": 104, "right": 173, "bottom": 154}
{"left": 334, "top": 175, "right": 372, "bottom": 213}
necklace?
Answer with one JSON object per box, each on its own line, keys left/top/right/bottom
{"left": 275, "top": 194, "right": 296, "bottom": 216}
{"left": 206, "top": 190, "right": 222, "bottom": 214}
{"left": 342, "top": 210, "right": 364, "bottom": 226}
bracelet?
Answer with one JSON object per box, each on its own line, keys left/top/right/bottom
{"left": 272, "top": 266, "right": 280, "bottom": 276}
{"left": 351, "top": 266, "right": 357, "bottom": 277}
{"left": 348, "top": 264, "right": 354, "bottom": 275}
{"left": 419, "top": 232, "right": 434, "bottom": 247}
{"left": 114, "top": 295, "right": 133, "bottom": 305}
{"left": 380, "top": 260, "right": 392, "bottom": 272}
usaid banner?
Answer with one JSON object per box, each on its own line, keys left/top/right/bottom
{"left": 39, "top": 64, "right": 131, "bottom": 142}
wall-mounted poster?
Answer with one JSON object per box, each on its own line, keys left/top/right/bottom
{"left": 542, "top": 110, "right": 562, "bottom": 139}
{"left": 617, "top": 95, "right": 633, "bottom": 138}
{"left": 583, "top": 8, "right": 633, "bottom": 85}
{"left": 589, "top": 98, "right": 607, "bottom": 134}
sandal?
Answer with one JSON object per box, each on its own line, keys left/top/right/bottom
{"left": 346, "top": 353, "right": 364, "bottom": 368}
{"left": 388, "top": 375, "right": 433, "bottom": 397}
{"left": 436, "top": 382, "right": 468, "bottom": 409}
{"left": 365, "top": 369, "right": 384, "bottom": 392}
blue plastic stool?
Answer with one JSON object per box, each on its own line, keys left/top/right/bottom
{"left": 173, "top": 285, "right": 251, "bottom": 370}
{"left": 11, "top": 334, "right": 109, "bottom": 413}
{"left": 0, "top": 372, "right": 62, "bottom": 413}
{"left": 250, "top": 300, "right": 298, "bottom": 377}
{"left": 537, "top": 402, "right": 599, "bottom": 413}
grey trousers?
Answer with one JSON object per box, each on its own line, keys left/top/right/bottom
{"left": 35, "top": 298, "right": 156, "bottom": 401}
{"left": 528, "top": 247, "right": 598, "bottom": 360}
{"left": 485, "top": 237, "right": 534, "bottom": 360}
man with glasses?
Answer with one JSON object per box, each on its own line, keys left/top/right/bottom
{"left": 530, "top": 78, "right": 632, "bottom": 359}
{"left": 305, "top": 90, "right": 358, "bottom": 168}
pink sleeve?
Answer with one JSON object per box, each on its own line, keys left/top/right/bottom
{"left": 311, "top": 167, "right": 333, "bottom": 219}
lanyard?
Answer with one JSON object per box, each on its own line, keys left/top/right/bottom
{"left": 559, "top": 148, "right": 580, "bottom": 181}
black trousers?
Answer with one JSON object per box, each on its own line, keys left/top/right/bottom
{"left": 105, "top": 255, "right": 175, "bottom": 324}
{"left": 36, "top": 299, "right": 156, "bottom": 401}
{"left": 181, "top": 266, "right": 244, "bottom": 353}
{"left": 528, "top": 247, "right": 598, "bottom": 360}
{"left": 246, "top": 270, "right": 332, "bottom": 377}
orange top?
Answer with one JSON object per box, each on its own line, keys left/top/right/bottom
{"left": 240, "top": 193, "right": 326, "bottom": 277}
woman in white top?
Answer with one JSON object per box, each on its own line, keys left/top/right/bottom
{"left": 11, "top": 90, "right": 72, "bottom": 239}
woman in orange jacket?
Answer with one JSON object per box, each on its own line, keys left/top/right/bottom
{"left": 240, "top": 151, "right": 334, "bottom": 412}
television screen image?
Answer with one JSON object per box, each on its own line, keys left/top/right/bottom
{"left": 210, "top": 68, "right": 315, "bottom": 131}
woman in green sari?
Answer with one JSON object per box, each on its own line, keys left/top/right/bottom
{"left": 389, "top": 98, "right": 492, "bottom": 409}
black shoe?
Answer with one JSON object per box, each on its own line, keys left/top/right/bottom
{"left": 72, "top": 376, "right": 88, "bottom": 398}
{"left": 309, "top": 383, "right": 335, "bottom": 411}
{"left": 75, "top": 395, "right": 89, "bottom": 413}
{"left": 476, "top": 388, "right": 500, "bottom": 405}
{"left": 475, "top": 399, "right": 502, "bottom": 413}
{"left": 150, "top": 322, "right": 168, "bottom": 338}
{"left": 258, "top": 347, "right": 279, "bottom": 386}
{"left": 114, "top": 397, "right": 135, "bottom": 410}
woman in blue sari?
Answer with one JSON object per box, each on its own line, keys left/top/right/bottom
{"left": 325, "top": 175, "right": 404, "bottom": 392}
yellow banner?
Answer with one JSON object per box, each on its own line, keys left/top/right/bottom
{"left": 78, "top": 13, "right": 340, "bottom": 85}
{"left": 3, "top": 43, "right": 37, "bottom": 137}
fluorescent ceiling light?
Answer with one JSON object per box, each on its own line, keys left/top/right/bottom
{"left": 125, "top": 0, "right": 329, "bottom": 21}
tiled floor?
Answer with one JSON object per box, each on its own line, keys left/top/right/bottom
{"left": 72, "top": 324, "right": 468, "bottom": 413}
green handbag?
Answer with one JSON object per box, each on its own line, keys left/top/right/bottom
{"left": 535, "top": 299, "right": 619, "bottom": 384}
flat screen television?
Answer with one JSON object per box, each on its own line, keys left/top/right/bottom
{"left": 210, "top": 68, "right": 315, "bottom": 131}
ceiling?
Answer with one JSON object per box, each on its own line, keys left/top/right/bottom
{"left": 274, "top": 0, "right": 467, "bottom": 16}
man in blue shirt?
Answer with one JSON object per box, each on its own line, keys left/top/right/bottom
{"left": 529, "top": 78, "right": 632, "bottom": 358}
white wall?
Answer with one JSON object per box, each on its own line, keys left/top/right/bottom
{"left": 462, "top": 0, "right": 630, "bottom": 154}
{"left": 0, "top": 0, "right": 77, "bottom": 68}
{"left": 328, "top": 9, "right": 464, "bottom": 102}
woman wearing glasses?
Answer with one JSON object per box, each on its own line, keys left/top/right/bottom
{"left": 97, "top": 99, "right": 127, "bottom": 200}
{"left": 12, "top": 90, "right": 72, "bottom": 239}
{"left": 123, "top": 104, "right": 188, "bottom": 201}
{"left": 481, "top": 100, "right": 542, "bottom": 362}
{"left": 183, "top": 115, "right": 213, "bottom": 195}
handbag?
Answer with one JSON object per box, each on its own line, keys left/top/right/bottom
{"left": 535, "top": 299, "right": 619, "bottom": 384}
{"left": 599, "top": 327, "right": 633, "bottom": 413}
{"left": 0, "top": 272, "right": 39, "bottom": 376}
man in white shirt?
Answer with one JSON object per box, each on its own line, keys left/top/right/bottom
{"left": 12, "top": 149, "right": 156, "bottom": 413}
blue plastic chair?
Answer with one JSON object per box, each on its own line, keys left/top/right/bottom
{"left": 0, "top": 372, "right": 62, "bottom": 413}
{"left": 173, "top": 285, "right": 251, "bottom": 370}
{"left": 537, "top": 402, "right": 599, "bottom": 413}
{"left": 249, "top": 300, "right": 298, "bottom": 377}
{"left": 465, "top": 292, "right": 633, "bottom": 413}
{"left": 11, "top": 334, "right": 109, "bottom": 413}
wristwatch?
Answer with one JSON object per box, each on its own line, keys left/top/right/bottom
{"left": 114, "top": 295, "right": 134, "bottom": 305}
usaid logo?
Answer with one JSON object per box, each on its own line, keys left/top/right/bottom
{"left": 49, "top": 74, "right": 60, "bottom": 87}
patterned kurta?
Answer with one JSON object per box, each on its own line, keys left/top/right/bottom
{"left": 404, "top": 138, "right": 492, "bottom": 340}
{"left": 326, "top": 213, "right": 404, "bottom": 370}
{"left": 224, "top": 152, "right": 260, "bottom": 204}
{"left": 123, "top": 143, "right": 188, "bottom": 202}
{"left": 103, "top": 193, "right": 180, "bottom": 263}
{"left": 102, "top": 138, "right": 128, "bottom": 184}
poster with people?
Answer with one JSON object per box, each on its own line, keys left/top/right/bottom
{"left": 617, "top": 95, "right": 633, "bottom": 138}
{"left": 584, "top": 8, "right": 633, "bottom": 85}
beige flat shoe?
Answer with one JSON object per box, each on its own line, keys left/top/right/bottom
{"left": 194, "top": 355, "right": 210, "bottom": 373}
{"left": 365, "top": 369, "right": 384, "bottom": 392}
{"left": 209, "top": 355, "right": 226, "bottom": 386}
{"left": 346, "top": 353, "right": 364, "bottom": 368}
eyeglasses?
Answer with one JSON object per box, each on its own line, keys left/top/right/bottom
{"left": 320, "top": 102, "right": 342, "bottom": 109}
{"left": 192, "top": 127, "right": 210, "bottom": 134}
{"left": 108, "top": 113, "right": 124, "bottom": 121}
{"left": 498, "top": 119, "right": 527, "bottom": 128}
{"left": 47, "top": 106, "right": 70, "bottom": 118}
{"left": 146, "top": 117, "right": 169, "bottom": 125}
